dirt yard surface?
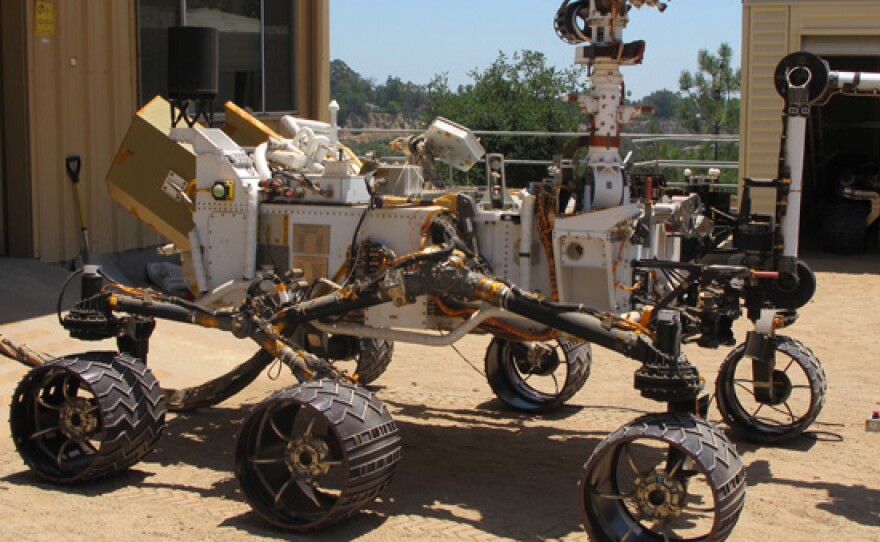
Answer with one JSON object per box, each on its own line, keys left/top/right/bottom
{"left": 0, "top": 251, "right": 878, "bottom": 541}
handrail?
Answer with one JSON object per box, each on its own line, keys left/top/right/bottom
{"left": 339, "top": 126, "right": 740, "bottom": 173}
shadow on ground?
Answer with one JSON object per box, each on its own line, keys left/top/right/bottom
{"left": 746, "top": 459, "right": 880, "bottom": 528}
{"left": 2, "top": 396, "right": 609, "bottom": 540}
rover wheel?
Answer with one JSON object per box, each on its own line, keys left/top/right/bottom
{"left": 485, "top": 337, "right": 592, "bottom": 412}
{"left": 235, "top": 379, "right": 401, "bottom": 531}
{"left": 292, "top": 324, "right": 393, "bottom": 385}
{"left": 354, "top": 339, "right": 393, "bottom": 385}
{"left": 580, "top": 413, "right": 746, "bottom": 542}
{"left": 716, "top": 335, "right": 826, "bottom": 444}
{"left": 10, "top": 352, "right": 167, "bottom": 483}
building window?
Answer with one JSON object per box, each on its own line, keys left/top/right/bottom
{"left": 138, "top": 0, "right": 296, "bottom": 114}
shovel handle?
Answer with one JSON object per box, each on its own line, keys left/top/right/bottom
{"left": 65, "top": 155, "right": 82, "bottom": 183}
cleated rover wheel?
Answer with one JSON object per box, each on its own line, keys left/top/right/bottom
{"left": 293, "top": 323, "right": 394, "bottom": 385}
{"left": 580, "top": 413, "right": 746, "bottom": 542}
{"left": 484, "top": 337, "right": 592, "bottom": 412}
{"left": 9, "top": 352, "right": 167, "bottom": 483}
{"left": 235, "top": 379, "right": 401, "bottom": 531}
{"left": 353, "top": 338, "right": 394, "bottom": 385}
{"left": 715, "top": 335, "right": 826, "bottom": 444}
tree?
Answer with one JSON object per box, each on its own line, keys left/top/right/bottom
{"left": 678, "top": 43, "right": 741, "bottom": 135}
{"left": 641, "top": 89, "right": 680, "bottom": 119}
{"left": 677, "top": 43, "right": 741, "bottom": 180}
{"left": 426, "top": 50, "right": 586, "bottom": 185}
{"left": 330, "top": 60, "right": 375, "bottom": 125}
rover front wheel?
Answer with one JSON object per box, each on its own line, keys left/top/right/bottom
{"left": 715, "top": 335, "right": 826, "bottom": 444}
{"left": 484, "top": 337, "right": 592, "bottom": 412}
{"left": 235, "top": 380, "right": 401, "bottom": 531}
{"left": 580, "top": 413, "right": 746, "bottom": 542}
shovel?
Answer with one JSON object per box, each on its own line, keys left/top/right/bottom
{"left": 65, "top": 155, "right": 91, "bottom": 264}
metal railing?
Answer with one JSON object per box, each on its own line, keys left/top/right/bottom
{"left": 339, "top": 127, "right": 740, "bottom": 173}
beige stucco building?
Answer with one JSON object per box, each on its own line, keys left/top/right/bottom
{"left": 0, "top": 0, "right": 329, "bottom": 262}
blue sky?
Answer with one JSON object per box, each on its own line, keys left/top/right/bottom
{"left": 330, "top": 0, "right": 743, "bottom": 99}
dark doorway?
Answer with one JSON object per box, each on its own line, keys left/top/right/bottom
{"left": 0, "top": 14, "right": 5, "bottom": 255}
{"left": 803, "top": 55, "right": 880, "bottom": 251}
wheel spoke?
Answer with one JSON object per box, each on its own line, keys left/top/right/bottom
{"left": 734, "top": 381, "right": 756, "bottom": 398}
{"left": 36, "top": 395, "right": 62, "bottom": 411}
{"left": 250, "top": 456, "right": 285, "bottom": 466}
{"left": 751, "top": 403, "right": 765, "bottom": 418}
{"left": 29, "top": 425, "right": 61, "bottom": 441}
{"left": 61, "top": 374, "right": 78, "bottom": 401}
{"left": 783, "top": 402, "right": 797, "bottom": 424}
{"left": 273, "top": 477, "right": 294, "bottom": 507}
{"left": 764, "top": 403, "right": 795, "bottom": 420}
{"left": 296, "top": 478, "right": 322, "bottom": 508}
{"left": 551, "top": 373, "right": 560, "bottom": 395}
{"left": 667, "top": 455, "right": 686, "bottom": 478}
{"left": 303, "top": 417, "right": 316, "bottom": 439}
{"left": 650, "top": 520, "right": 671, "bottom": 542}
{"left": 623, "top": 443, "right": 649, "bottom": 477}
{"left": 55, "top": 439, "right": 77, "bottom": 468}
{"left": 74, "top": 437, "right": 98, "bottom": 454}
{"left": 269, "top": 412, "right": 293, "bottom": 442}
{"left": 782, "top": 359, "right": 795, "bottom": 374}
{"left": 593, "top": 487, "right": 635, "bottom": 501}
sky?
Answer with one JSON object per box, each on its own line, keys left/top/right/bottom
{"left": 330, "top": 0, "right": 743, "bottom": 100}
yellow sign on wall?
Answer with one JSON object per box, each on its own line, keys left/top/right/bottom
{"left": 35, "top": 0, "right": 56, "bottom": 39}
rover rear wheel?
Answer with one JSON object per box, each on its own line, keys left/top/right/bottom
{"left": 716, "top": 335, "right": 826, "bottom": 444}
{"left": 235, "top": 379, "right": 401, "bottom": 531}
{"left": 9, "top": 352, "right": 166, "bottom": 483}
{"left": 485, "top": 337, "right": 592, "bottom": 412}
{"left": 580, "top": 413, "right": 746, "bottom": 542}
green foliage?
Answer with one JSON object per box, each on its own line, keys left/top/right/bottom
{"left": 676, "top": 43, "right": 741, "bottom": 183}
{"left": 678, "top": 43, "right": 740, "bottom": 135}
{"left": 330, "top": 60, "right": 375, "bottom": 124}
{"left": 641, "top": 89, "right": 680, "bottom": 119}
{"left": 425, "top": 50, "right": 586, "bottom": 185}
{"left": 375, "top": 76, "right": 428, "bottom": 115}
{"left": 330, "top": 61, "right": 431, "bottom": 125}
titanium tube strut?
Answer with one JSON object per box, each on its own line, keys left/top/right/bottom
{"left": 312, "top": 306, "right": 509, "bottom": 347}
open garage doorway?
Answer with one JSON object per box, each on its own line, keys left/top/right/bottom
{"left": 804, "top": 50, "right": 880, "bottom": 252}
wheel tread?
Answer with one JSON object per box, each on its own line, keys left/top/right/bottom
{"left": 10, "top": 352, "right": 167, "bottom": 483}
{"left": 235, "top": 379, "right": 401, "bottom": 532}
